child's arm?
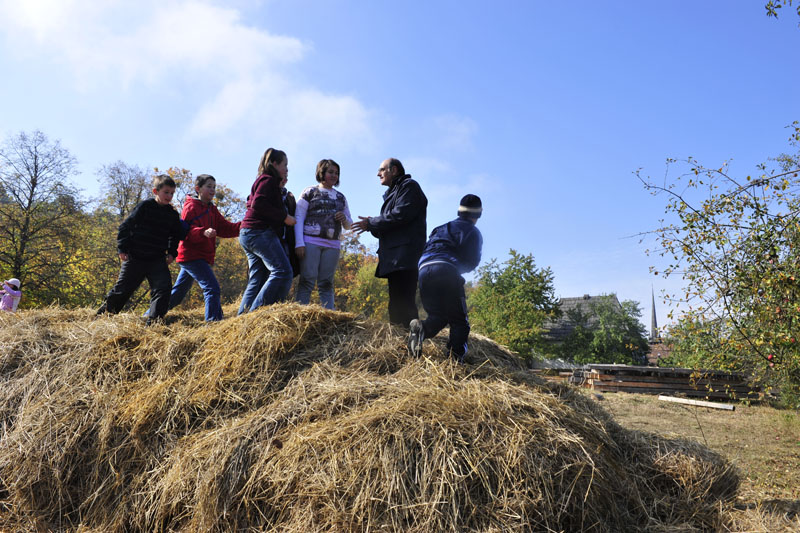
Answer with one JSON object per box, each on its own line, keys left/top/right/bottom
{"left": 181, "top": 203, "right": 210, "bottom": 244}
{"left": 117, "top": 201, "right": 145, "bottom": 256}
{"left": 166, "top": 211, "right": 183, "bottom": 260}
{"left": 2, "top": 283, "right": 21, "bottom": 297}
{"left": 460, "top": 227, "right": 483, "bottom": 274}
{"left": 213, "top": 207, "right": 241, "bottom": 239}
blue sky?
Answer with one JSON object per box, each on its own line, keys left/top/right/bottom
{"left": 1, "top": 1, "right": 798, "bottom": 332}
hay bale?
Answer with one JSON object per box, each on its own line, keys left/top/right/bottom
{"left": 0, "top": 304, "right": 739, "bottom": 532}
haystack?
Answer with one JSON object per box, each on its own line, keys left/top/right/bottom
{"left": 0, "top": 304, "right": 738, "bottom": 532}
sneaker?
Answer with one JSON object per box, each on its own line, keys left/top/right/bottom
{"left": 408, "top": 319, "right": 425, "bottom": 357}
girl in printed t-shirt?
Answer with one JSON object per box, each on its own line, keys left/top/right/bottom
{"left": 293, "top": 159, "right": 352, "bottom": 310}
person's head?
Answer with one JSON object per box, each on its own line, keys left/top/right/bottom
{"left": 378, "top": 158, "right": 404, "bottom": 187}
{"left": 152, "top": 174, "right": 176, "bottom": 206}
{"left": 316, "top": 159, "right": 340, "bottom": 188}
{"left": 458, "top": 194, "right": 482, "bottom": 223}
{"left": 5, "top": 278, "right": 20, "bottom": 291}
{"left": 257, "top": 148, "right": 288, "bottom": 182}
{"left": 195, "top": 174, "right": 217, "bottom": 204}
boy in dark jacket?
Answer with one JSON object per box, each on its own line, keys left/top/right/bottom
{"left": 408, "top": 194, "right": 483, "bottom": 363}
{"left": 97, "top": 174, "right": 185, "bottom": 324}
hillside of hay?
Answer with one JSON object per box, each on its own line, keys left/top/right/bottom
{"left": 0, "top": 304, "right": 739, "bottom": 532}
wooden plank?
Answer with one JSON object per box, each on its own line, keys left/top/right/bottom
{"left": 588, "top": 372, "right": 751, "bottom": 386}
{"left": 587, "top": 379, "right": 756, "bottom": 393}
{"left": 586, "top": 364, "right": 747, "bottom": 380}
{"left": 658, "top": 395, "right": 735, "bottom": 411}
{"left": 588, "top": 384, "right": 759, "bottom": 400}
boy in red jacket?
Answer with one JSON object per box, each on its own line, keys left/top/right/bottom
{"left": 168, "top": 174, "right": 241, "bottom": 321}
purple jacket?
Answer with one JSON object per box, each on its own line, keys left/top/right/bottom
{"left": 1, "top": 282, "right": 21, "bottom": 312}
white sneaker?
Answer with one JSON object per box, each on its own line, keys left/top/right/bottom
{"left": 408, "top": 319, "right": 425, "bottom": 357}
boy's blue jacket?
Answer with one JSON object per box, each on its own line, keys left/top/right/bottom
{"left": 117, "top": 198, "right": 183, "bottom": 260}
{"left": 418, "top": 216, "right": 483, "bottom": 275}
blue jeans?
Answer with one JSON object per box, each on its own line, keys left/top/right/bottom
{"left": 168, "top": 259, "right": 223, "bottom": 321}
{"left": 296, "top": 243, "right": 340, "bottom": 309}
{"left": 238, "top": 227, "right": 292, "bottom": 314}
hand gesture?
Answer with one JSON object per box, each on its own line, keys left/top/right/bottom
{"left": 352, "top": 216, "right": 370, "bottom": 235}
{"left": 204, "top": 227, "right": 217, "bottom": 239}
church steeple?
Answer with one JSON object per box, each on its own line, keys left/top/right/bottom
{"left": 649, "top": 287, "right": 659, "bottom": 342}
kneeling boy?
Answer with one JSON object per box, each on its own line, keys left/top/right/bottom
{"left": 408, "top": 194, "right": 483, "bottom": 362}
{"left": 97, "top": 174, "right": 184, "bottom": 324}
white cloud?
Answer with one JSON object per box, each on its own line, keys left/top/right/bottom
{"left": 432, "top": 114, "right": 478, "bottom": 152}
{"left": 0, "top": 1, "right": 303, "bottom": 83}
{"left": 0, "top": 0, "right": 374, "bottom": 153}
{"left": 403, "top": 157, "right": 452, "bottom": 178}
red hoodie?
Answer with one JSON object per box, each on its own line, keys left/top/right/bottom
{"left": 176, "top": 196, "right": 241, "bottom": 265}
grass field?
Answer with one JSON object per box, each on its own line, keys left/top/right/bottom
{"left": 598, "top": 391, "right": 800, "bottom": 531}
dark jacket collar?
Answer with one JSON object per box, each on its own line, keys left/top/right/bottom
{"left": 384, "top": 174, "right": 411, "bottom": 198}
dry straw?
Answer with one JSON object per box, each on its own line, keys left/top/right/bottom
{"left": 0, "top": 304, "right": 738, "bottom": 532}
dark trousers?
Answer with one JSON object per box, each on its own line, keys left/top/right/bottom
{"left": 386, "top": 268, "right": 419, "bottom": 328}
{"left": 99, "top": 256, "right": 172, "bottom": 319}
{"left": 419, "top": 264, "right": 470, "bottom": 361}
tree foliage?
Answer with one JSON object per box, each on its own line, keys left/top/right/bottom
{"left": 765, "top": 0, "right": 800, "bottom": 23}
{"left": 0, "top": 130, "right": 85, "bottom": 304}
{"left": 327, "top": 234, "right": 387, "bottom": 320}
{"left": 96, "top": 161, "right": 149, "bottom": 221}
{"left": 558, "top": 297, "right": 648, "bottom": 365}
{"left": 468, "top": 250, "right": 559, "bottom": 357}
{"left": 640, "top": 123, "right": 800, "bottom": 406}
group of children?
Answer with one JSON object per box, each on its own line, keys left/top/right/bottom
{"left": 4, "top": 146, "right": 483, "bottom": 362}
{"left": 96, "top": 149, "right": 356, "bottom": 325}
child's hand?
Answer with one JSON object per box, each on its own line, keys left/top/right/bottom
{"left": 166, "top": 254, "right": 175, "bottom": 265}
{"left": 119, "top": 253, "right": 130, "bottom": 262}
{"left": 204, "top": 228, "right": 217, "bottom": 239}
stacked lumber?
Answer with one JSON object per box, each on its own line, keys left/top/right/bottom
{"left": 569, "top": 364, "right": 760, "bottom": 400}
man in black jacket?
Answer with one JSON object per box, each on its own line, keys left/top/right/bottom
{"left": 353, "top": 158, "right": 427, "bottom": 328}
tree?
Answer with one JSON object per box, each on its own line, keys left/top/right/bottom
{"left": 468, "top": 250, "right": 559, "bottom": 357}
{"left": 588, "top": 299, "right": 647, "bottom": 364}
{"left": 765, "top": 0, "right": 800, "bottom": 23}
{"left": 96, "top": 161, "right": 149, "bottom": 221}
{"left": 345, "top": 259, "right": 388, "bottom": 320}
{"left": 0, "top": 130, "right": 84, "bottom": 303}
{"left": 639, "top": 123, "right": 800, "bottom": 406}
{"left": 157, "top": 166, "right": 194, "bottom": 208}
{"left": 556, "top": 296, "right": 648, "bottom": 365}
